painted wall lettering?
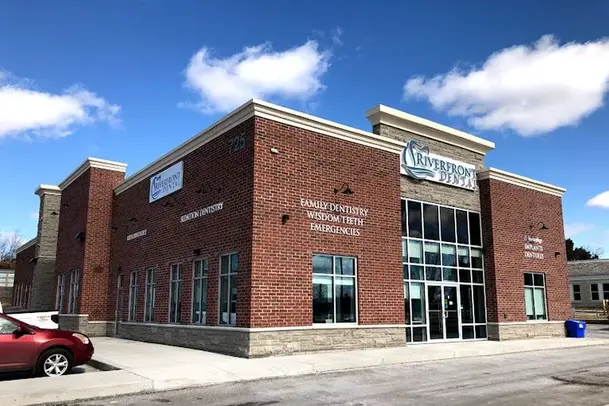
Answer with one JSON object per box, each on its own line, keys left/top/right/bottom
{"left": 299, "top": 198, "right": 368, "bottom": 237}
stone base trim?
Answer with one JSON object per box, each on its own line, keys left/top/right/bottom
{"left": 487, "top": 321, "right": 566, "bottom": 340}
{"left": 249, "top": 327, "right": 406, "bottom": 357}
{"left": 58, "top": 314, "right": 113, "bottom": 337}
{"left": 114, "top": 323, "right": 406, "bottom": 358}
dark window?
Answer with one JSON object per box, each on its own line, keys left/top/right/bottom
{"left": 412, "top": 327, "right": 427, "bottom": 342}
{"left": 603, "top": 284, "right": 609, "bottom": 301}
{"left": 423, "top": 204, "right": 440, "bottom": 240}
{"left": 460, "top": 285, "right": 473, "bottom": 323}
{"left": 474, "top": 285, "right": 486, "bottom": 323}
{"left": 440, "top": 207, "right": 456, "bottom": 242}
{"left": 468, "top": 212, "right": 482, "bottom": 246}
{"left": 424, "top": 242, "right": 441, "bottom": 265}
{"left": 462, "top": 326, "right": 475, "bottom": 339}
{"left": 456, "top": 210, "right": 469, "bottom": 244}
{"left": 410, "top": 265, "right": 423, "bottom": 280}
{"left": 591, "top": 284, "right": 599, "bottom": 301}
{"left": 475, "top": 325, "right": 487, "bottom": 339}
{"left": 473, "top": 270, "right": 484, "bottom": 284}
{"left": 443, "top": 268, "right": 457, "bottom": 282}
{"left": 425, "top": 267, "right": 442, "bottom": 281}
{"left": 459, "top": 268, "right": 471, "bottom": 283}
{"left": 401, "top": 200, "right": 407, "bottom": 236}
{"left": 408, "top": 201, "right": 422, "bottom": 238}
{"left": 572, "top": 284, "right": 581, "bottom": 301}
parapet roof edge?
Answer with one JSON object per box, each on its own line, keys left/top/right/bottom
{"left": 365, "top": 104, "right": 495, "bottom": 155}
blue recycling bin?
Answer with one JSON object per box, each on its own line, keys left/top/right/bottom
{"left": 565, "top": 319, "right": 586, "bottom": 338}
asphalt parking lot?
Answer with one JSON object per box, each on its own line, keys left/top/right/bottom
{"left": 0, "top": 364, "right": 99, "bottom": 382}
{"left": 585, "top": 322, "right": 609, "bottom": 338}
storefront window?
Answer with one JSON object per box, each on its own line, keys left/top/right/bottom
{"left": 401, "top": 199, "right": 486, "bottom": 342}
{"left": 408, "top": 201, "right": 422, "bottom": 238}
{"left": 524, "top": 272, "right": 547, "bottom": 320}
{"left": 144, "top": 268, "right": 156, "bottom": 322}
{"left": 219, "top": 253, "right": 238, "bottom": 325}
{"left": 312, "top": 255, "right": 357, "bottom": 324}
{"left": 128, "top": 271, "right": 138, "bottom": 322}
{"left": 456, "top": 210, "right": 469, "bottom": 244}
{"left": 423, "top": 204, "right": 440, "bottom": 240}
{"left": 192, "top": 259, "right": 208, "bottom": 324}
{"left": 440, "top": 207, "right": 456, "bottom": 242}
{"left": 169, "top": 264, "right": 182, "bottom": 323}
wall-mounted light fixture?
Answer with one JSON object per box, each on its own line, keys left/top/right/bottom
{"left": 162, "top": 201, "right": 174, "bottom": 208}
{"left": 282, "top": 214, "right": 290, "bottom": 224}
{"left": 193, "top": 248, "right": 201, "bottom": 256}
{"left": 128, "top": 217, "right": 138, "bottom": 223}
{"left": 74, "top": 231, "right": 86, "bottom": 242}
{"left": 333, "top": 183, "right": 353, "bottom": 195}
{"left": 62, "top": 203, "right": 70, "bottom": 207}
{"left": 555, "top": 252, "right": 561, "bottom": 258}
{"left": 529, "top": 221, "right": 549, "bottom": 231}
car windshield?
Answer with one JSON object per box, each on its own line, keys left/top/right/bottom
{"left": 0, "top": 313, "right": 39, "bottom": 330}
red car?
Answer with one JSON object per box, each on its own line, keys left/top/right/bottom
{"left": 0, "top": 313, "right": 94, "bottom": 377}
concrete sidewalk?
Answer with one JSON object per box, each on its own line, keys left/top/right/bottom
{"left": 4, "top": 336, "right": 609, "bottom": 406}
{"left": 89, "top": 336, "right": 609, "bottom": 391}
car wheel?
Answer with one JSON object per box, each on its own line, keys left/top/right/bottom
{"left": 37, "top": 349, "right": 73, "bottom": 377}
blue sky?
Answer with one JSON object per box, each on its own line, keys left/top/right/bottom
{"left": 1, "top": 1, "right": 609, "bottom": 255}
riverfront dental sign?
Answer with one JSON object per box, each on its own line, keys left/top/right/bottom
{"left": 524, "top": 236, "right": 544, "bottom": 260}
{"left": 300, "top": 199, "right": 368, "bottom": 236}
{"left": 401, "top": 140, "right": 477, "bottom": 190}
{"left": 149, "top": 161, "right": 184, "bottom": 203}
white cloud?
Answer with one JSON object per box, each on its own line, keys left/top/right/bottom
{"left": 587, "top": 191, "right": 609, "bottom": 208}
{"left": 331, "top": 27, "right": 343, "bottom": 47}
{"left": 564, "top": 223, "right": 593, "bottom": 238}
{"left": 182, "top": 40, "right": 331, "bottom": 114}
{"left": 404, "top": 35, "right": 609, "bottom": 136}
{"left": 0, "top": 73, "right": 120, "bottom": 140}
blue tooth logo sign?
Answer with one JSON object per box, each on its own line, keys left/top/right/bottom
{"left": 149, "top": 161, "right": 184, "bottom": 203}
{"left": 400, "top": 140, "right": 477, "bottom": 191}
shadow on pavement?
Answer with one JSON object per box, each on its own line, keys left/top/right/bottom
{"left": 0, "top": 366, "right": 89, "bottom": 382}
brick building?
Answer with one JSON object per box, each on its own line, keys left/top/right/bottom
{"left": 19, "top": 100, "right": 572, "bottom": 357}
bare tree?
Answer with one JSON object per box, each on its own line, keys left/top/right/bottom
{"left": 0, "top": 231, "right": 25, "bottom": 261}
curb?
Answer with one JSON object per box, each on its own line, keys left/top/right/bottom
{"left": 88, "top": 358, "right": 121, "bottom": 371}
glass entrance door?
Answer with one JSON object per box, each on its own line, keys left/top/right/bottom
{"left": 427, "top": 285, "right": 460, "bottom": 340}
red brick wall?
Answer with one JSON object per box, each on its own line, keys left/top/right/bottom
{"left": 250, "top": 117, "right": 404, "bottom": 328}
{"left": 81, "top": 168, "right": 125, "bottom": 320}
{"left": 55, "top": 170, "right": 90, "bottom": 314}
{"left": 479, "top": 178, "right": 572, "bottom": 322}
{"left": 13, "top": 251, "right": 34, "bottom": 307}
{"left": 55, "top": 167, "right": 124, "bottom": 319}
{"left": 109, "top": 118, "right": 255, "bottom": 326}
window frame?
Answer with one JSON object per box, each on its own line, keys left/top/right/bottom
{"left": 312, "top": 254, "right": 358, "bottom": 325}
{"left": 144, "top": 267, "right": 156, "bottom": 322}
{"left": 524, "top": 272, "right": 548, "bottom": 321}
{"left": 571, "top": 284, "right": 581, "bottom": 302}
{"left": 218, "top": 252, "right": 238, "bottom": 326}
{"left": 68, "top": 269, "right": 80, "bottom": 314}
{"left": 191, "top": 258, "right": 208, "bottom": 324}
{"left": 590, "top": 283, "right": 600, "bottom": 301}
{"left": 401, "top": 198, "right": 487, "bottom": 341}
{"left": 168, "top": 263, "right": 183, "bottom": 324}
{"left": 128, "top": 271, "right": 138, "bottom": 322}
{"left": 55, "top": 274, "right": 65, "bottom": 312}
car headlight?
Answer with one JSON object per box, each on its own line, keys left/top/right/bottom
{"left": 72, "top": 333, "right": 90, "bottom": 345}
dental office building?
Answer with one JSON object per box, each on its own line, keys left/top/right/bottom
{"left": 20, "top": 99, "right": 572, "bottom": 357}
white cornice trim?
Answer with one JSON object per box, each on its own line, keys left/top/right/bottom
{"left": 15, "top": 238, "right": 37, "bottom": 255}
{"left": 366, "top": 104, "right": 495, "bottom": 155}
{"left": 115, "top": 99, "right": 406, "bottom": 195}
{"left": 477, "top": 167, "right": 566, "bottom": 197}
{"left": 35, "top": 184, "right": 61, "bottom": 196}
{"left": 59, "top": 157, "right": 128, "bottom": 190}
